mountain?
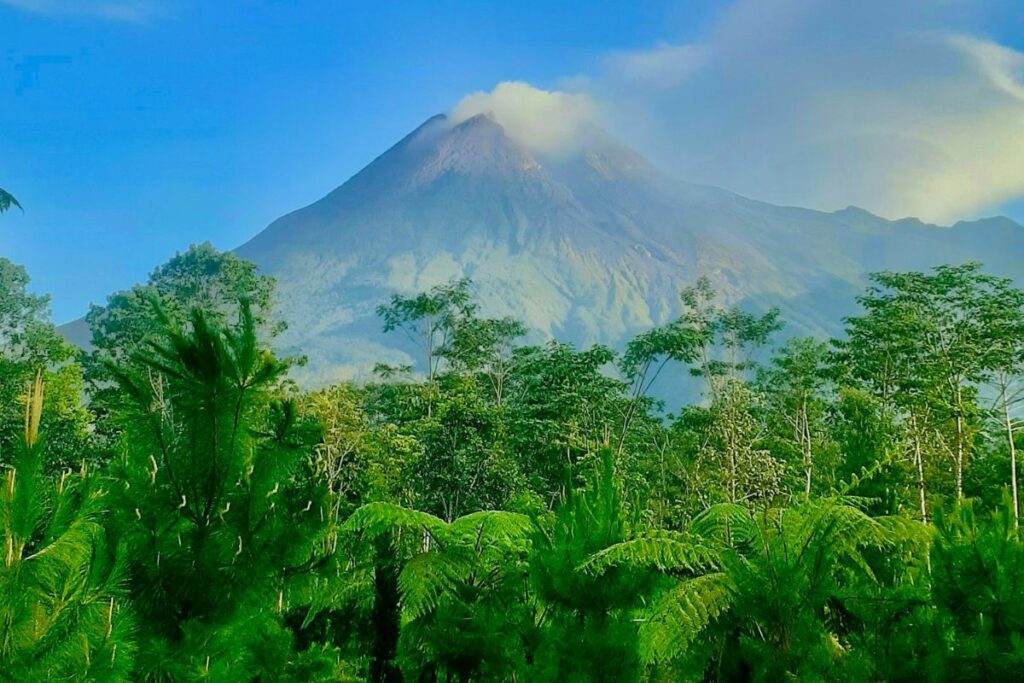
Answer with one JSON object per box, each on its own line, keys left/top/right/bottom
{"left": 231, "top": 112, "right": 1024, "bottom": 390}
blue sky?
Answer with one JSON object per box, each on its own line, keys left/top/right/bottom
{"left": 2, "top": 0, "right": 1023, "bottom": 322}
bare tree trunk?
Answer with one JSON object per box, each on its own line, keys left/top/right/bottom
{"left": 801, "top": 399, "right": 812, "bottom": 500}
{"left": 955, "top": 384, "right": 965, "bottom": 502}
{"left": 1001, "top": 375, "right": 1020, "bottom": 530}
{"left": 911, "top": 415, "right": 928, "bottom": 524}
{"left": 916, "top": 440, "right": 928, "bottom": 524}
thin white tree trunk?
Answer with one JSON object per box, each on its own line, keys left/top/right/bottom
{"left": 1002, "top": 379, "right": 1019, "bottom": 530}
{"left": 955, "top": 384, "right": 965, "bottom": 502}
{"left": 912, "top": 415, "right": 928, "bottom": 524}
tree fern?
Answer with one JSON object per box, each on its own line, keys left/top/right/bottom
{"left": 344, "top": 500, "right": 534, "bottom": 681}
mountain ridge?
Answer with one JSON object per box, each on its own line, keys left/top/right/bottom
{"left": 61, "top": 112, "right": 1024, "bottom": 394}
{"left": 231, "top": 113, "right": 1024, "bottom": 388}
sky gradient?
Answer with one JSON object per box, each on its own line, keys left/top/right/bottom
{"left": 1, "top": 0, "right": 1022, "bottom": 322}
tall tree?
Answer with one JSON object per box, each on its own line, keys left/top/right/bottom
{"left": 758, "top": 337, "right": 833, "bottom": 499}
{"left": 446, "top": 315, "right": 526, "bottom": 407}
{"left": 376, "top": 278, "right": 475, "bottom": 383}
{"left": 504, "top": 342, "right": 629, "bottom": 502}
{"left": 981, "top": 284, "right": 1024, "bottom": 528}
{"left": 84, "top": 244, "right": 278, "bottom": 440}
{"left": 840, "top": 264, "right": 1024, "bottom": 518}
{"left": 108, "top": 298, "right": 335, "bottom": 680}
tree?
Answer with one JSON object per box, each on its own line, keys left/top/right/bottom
{"left": 343, "top": 503, "right": 534, "bottom": 682}
{"left": 981, "top": 286, "right": 1024, "bottom": 528}
{"left": 446, "top": 315, "right": 527, "bottom": 407}
{"left": 84, "top": 244, "right": 278, "bottom": 440}
{"left": 0, "top": 373, "right": 134, "bottom": 680}
{"left": 619, "top": 318, "right": 703, "bottom": 453}
{"left": 504, "top": 342, "right": 630, "bottom": 502}
{"left": 590, "top": 499, "right": 926, "bottom": 681}
{"left": 0, "top": 258, "right": 92, "bottom": 469}
{"left": 758, "top": 337, "right": 833, "bottom": 499}
{"left": 653, "top": 279, "right": 784, "bottom": 508}
{"left": 927, "top": 499, "right": 1024, "bottom": 680}
{"left": 409, "top": 375, "right": 522, "bottom": 522}
{"left": 304, "top": 383, "right": 370, "bottom": 529}
{"left": 107, "top": 298, "right": 335, "bottom": 681}
{"left": 529, "top": 450, "right": 657, "bottom": 682}
{"left": 829, "top": 387, "right": 907, "bottom": 516}
{"left": 840, "top": 264, "right": 1024, "bottom": 518}
{"left": 675, "top": 277, "right": 782, "bottom": 397}
{"left": 0, "top": 187, "right": 21, "bottom": 214}
{"left": 376, "top": 278, "right": 475, "bottom": 383}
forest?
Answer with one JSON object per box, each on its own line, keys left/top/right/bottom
{"left": 2, "top": 237, "right": 1024, "bottom": 682}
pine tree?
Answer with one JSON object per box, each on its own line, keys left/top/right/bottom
{"left": 529, "top": 450, "right": 657, "bottom": 682}
{"left": 0, "top": 372, "right": 134, "bottom": 680}
{"left": 107, "top": 298, "right": 336, "bottom": 681}
{"left": 927, "top": 498, "right": 1024, "bottom": 680}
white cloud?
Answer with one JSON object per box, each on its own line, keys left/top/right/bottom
{"left": 583, "top": 1, "right": 1024, "bottom": 224}
{"left": 951, "top": 34, "right": 1024, "bottom": 102}
{"left": 0, "top": 0, "right": 162, "bottom": 22}
{"left": 450, "top": 81, "right": 597, "bottom": 155}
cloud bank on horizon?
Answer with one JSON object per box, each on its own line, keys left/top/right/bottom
{"left": 455, "top": 1, "right": 1024, "bottom": 225}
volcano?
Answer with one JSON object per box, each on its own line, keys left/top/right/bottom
{"left": 233, "top": 112, "right": 1024, "bottom": 388}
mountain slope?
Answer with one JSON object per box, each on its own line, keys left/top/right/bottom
{"left": 236, "top": 113, "right": 1024, "bottom": 387}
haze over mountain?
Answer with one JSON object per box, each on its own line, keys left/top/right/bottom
{"left": 230, "top": 111, "right": 1024, "bottom": 389}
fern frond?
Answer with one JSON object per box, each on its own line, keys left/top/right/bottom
{"left": 446, "top": 510, "right": 532, "bottom": 546}
{"left": 580, "top": 531, "right": 719, "bottom": 576}
{"left": 639, "top": 572, "right": 733, "bottom": 664}
{"left": 399, "top": 551, "right": 470, "bottom": 620}
{"left": 690, "top": 503, "right": 756, "bottom": 546}
{"left": 342, "top": 502, "right": 446, "bottom": 539}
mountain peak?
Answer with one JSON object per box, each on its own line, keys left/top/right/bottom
{"left": 232, "top": 114, "right": 1024, "bottom": 388}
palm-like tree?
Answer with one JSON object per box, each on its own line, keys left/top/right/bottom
{"left": 0, "top": 188, "right": 20, "bottom": 213}
{"left": 342, "top": 502, "right": 534, "bottom": 682}
{"left": 587, "top": 499, "right": 927, "bottom": 681}
{"left": 109, "top": 296, "right": 341, "bottom": 681}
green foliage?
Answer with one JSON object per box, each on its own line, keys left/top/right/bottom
{"left": 529, "top": 450, "right": 657, "bottom": 682}
{"left": 376, "top": 277, "right": 476, "bottom": 381}
{"left": 84, "top": 243, "right": 279, "bottom": 444}
{"left": 0, "top": 257, "right": 93, "bottom": 469}
{"left": 927, "top": 499, "right": 1024, "bottom": 680}
{"left": 612, "top": 499, "right": 928, "bottom": 681}
{"left": 344, "top": 503, "right": 534, "bottom": 681}
{"left": 8, "top": 253, "right": 1024, "bottom": 680}
{"left": 107, "top": 297, "right": 336, "bottom": 681}
{"left": 0, "top": 375, "right": 134, "bottom": 680}
{"left": 0, "top": 187, "right": 20, "bottom": 214}
{"left": 505, "top": 342, "right": 629, "bottom": 500}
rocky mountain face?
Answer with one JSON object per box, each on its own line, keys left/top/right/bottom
{"left": 233, "top": 112, "right": 1023, "bottom": 388}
